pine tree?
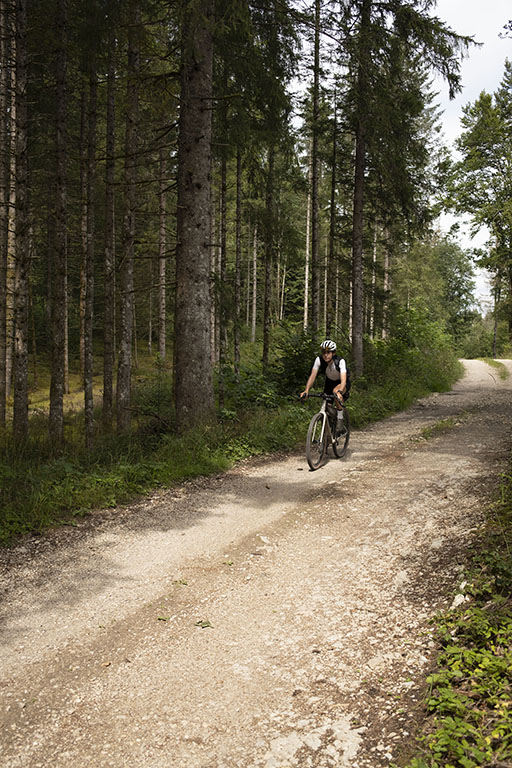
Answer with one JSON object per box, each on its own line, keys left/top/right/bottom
{"left": 174, "top": 0, "right": 215, "bottom": 430}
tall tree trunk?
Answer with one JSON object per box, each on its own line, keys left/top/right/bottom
{"left": 0, "top": 0, "right": 8, "bottom": 428}
{"left": 13, "top": 0, "right": 29, "bottom": 443}
{"left": 209, "top": 196, "right": 217, "bottom": 364}
{"left": 84, "top": 74, "right": 97, "bottom": 449}
{"left": 245, "top": 218, "right": 251, "bottom": 327}
{"left": 326, "top": 98, "right": 337, "bottom": 336}
{"left": 382, "top": 237, "right": 391, "bottom": 338}
{"left": 323, "top": 242, "right": 327, "bottom": 331}
{"left": 233, "top": 151, "right": 242, "bottom": 376}
{"left": 262, "top": 145, "right": 274, "bottom": 369}
{"left": 103, "top": 44, "right": 115, "bottom": 427}
{"left": 310, "top": 0, "right": 320, "bottom": 332}
{"left": 117, "top": 4, "right": 139, "bottom": 433}
{"left": 351, "top": 0, "right": 371, "bottom": 377}
{"left": 251, "top": 224, "right": 257, "bottom": 343}
{"left": 492, "top": 277, "right": 500, "bottom": 359}
{"left": 303, "top": 139, "right": 312, "bottom": 331}
{"left": 174, "top": 0, "right": 215, "bottom": 430}
{"left": 158, "top": 145, "right": 167, "bottom": 360}
{"left": 49, "top": 0, "right": 67, "bottom": 447}
{"left": 280, "top": 259, "right": 286, "bottom": 320}
{"left": 369, "top": 220, "right": 377, "bottom": 338}
{"left": 79, "top": 85, "right": 87, "bottom": 377}
{"left": 218, "top": 155, "right": 227, "bottom": 405}
{"left": 148, "top": 255, "right": 153, "bottom": 355}
{"left": 6, "top": 22, "right": 16, "bottom": 401}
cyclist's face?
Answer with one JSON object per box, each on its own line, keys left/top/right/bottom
{"left": 321, "top": 349, "right": 333, "bottom": 359}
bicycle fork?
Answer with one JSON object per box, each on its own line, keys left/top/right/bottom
{"left": 319, "top": 402, "right": 336, "bottom": 447}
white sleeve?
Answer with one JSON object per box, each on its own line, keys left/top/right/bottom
{"left": 339, "top": 358, "right": 347, "bottom": 374}
{"left": 312, "top": 356, "right": 321, "bottom": 370}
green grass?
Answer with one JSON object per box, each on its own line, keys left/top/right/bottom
{"left": 478, "top": 358, "right": 510, "bottom": 380}
{"left": 403, "top": 469, "right": 512, "bottom": 768}
{"left": 417, "top": 417, "right": 464, "bottom": 442}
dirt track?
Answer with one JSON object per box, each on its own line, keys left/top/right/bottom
{"left": 1, "top": 359, "right": 511, "bottom": 768}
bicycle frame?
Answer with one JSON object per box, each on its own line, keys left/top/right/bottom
{"left": 316, "top": 398, "right": 335, "bottom": 446}
{"left": 304, "top": 392, "right": 349, "bottom": 469}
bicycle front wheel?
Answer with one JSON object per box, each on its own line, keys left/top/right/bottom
{"left": 333, "top": 407, "right": 350, "bottom": 458}
{"left": 306, "top": 412, "right": 326, "bottom": 470}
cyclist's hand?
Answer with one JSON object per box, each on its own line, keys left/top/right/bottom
{"left": 300, "top": 391, "right": 308, "bottom": 400}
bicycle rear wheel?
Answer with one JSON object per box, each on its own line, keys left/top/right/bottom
{"left": 306, "top": 413, "right": 326, "bottom": 470}
{"left": 333, "top": 407, "right": 350, "bottom": 458}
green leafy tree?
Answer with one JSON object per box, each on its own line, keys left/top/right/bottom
{"left": 337, "top": 0, "right": 473, "bottom": 376}
{"left": 452, "top": 61, "right": 512, "bottom": 339}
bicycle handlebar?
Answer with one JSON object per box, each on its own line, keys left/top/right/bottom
{"left": 300, "top": 392, "right": 339, "bottom": 402}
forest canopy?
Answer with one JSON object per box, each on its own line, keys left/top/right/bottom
{"left": 0, "top": 0, "right": 495, "bottom": 448}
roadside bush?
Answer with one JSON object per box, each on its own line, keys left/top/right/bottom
{"left": 458, "top": 316, "right": 509, "bottom": 359}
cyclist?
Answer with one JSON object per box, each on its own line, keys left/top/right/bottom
{"left": 300, "top": 339, "right": 347, "bottom": 433}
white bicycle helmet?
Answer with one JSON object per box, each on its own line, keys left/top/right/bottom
{"left": 320, "top": 339, "right": 336, "bottom": 352}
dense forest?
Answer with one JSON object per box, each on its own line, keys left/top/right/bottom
{"left": 0, "top": 0, "right": 509, "bottom": 449}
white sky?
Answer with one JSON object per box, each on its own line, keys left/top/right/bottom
{"left": 432, "top": 0, "right": 511, "bottom": 305}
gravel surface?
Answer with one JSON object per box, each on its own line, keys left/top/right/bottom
{"left": 1, "top": 359, "right": 511, "bottom": 767}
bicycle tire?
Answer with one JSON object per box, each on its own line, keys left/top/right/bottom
{"left": 306, "top": 412, "right": 326, "bottom": 470}
{"left": 333, "top": 407, "right": 350, "bottom": 458}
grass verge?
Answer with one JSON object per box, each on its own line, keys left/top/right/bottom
{"left": 479, "top": 358, "right": 510, "bottom": 380}
{"left": 403, "top": 468, "right": 512, "bottom": 768}
{"left": 416, "top": 416, "right": 466, "bottom": 442}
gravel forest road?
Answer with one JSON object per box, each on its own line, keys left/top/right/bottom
{"left": 1, "top": 359, "right": 511, "bottom": 768}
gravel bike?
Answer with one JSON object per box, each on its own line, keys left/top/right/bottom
{"left": 303, "top": 392, "right": 350, "bottom": 470}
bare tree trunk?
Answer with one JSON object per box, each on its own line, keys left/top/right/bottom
{"left": 158, "top": 145, "right": 166, "bottom": 360}
{"left": 209, "top": 200, "right": 217, "bottom": 364}
{"left": 28, "top": 261, "right": 37, "bottom": 386}
{"left": 84, "top": 73, "right": 97, "bottom": 450}
{"left": 310, "top": 0, "right": 320, "bottom": 332}
{"left": 303, "top": 140, "right": 312, "bottom": 331}
{"left": 79, "top": 85, "right": 87, "bottom": 378}
{"left": 0, "top": 0, "right": 8, "bottom": 427}
{"left": 49, "top": 0, "right": 67, "bottom": 447}
{"left": 13, "top": 0, "right": 29, "bottom": 443}
{"left": 280, "top": 259, "right": 286, "bottom": 320}
{"left": 174, "top": 0, "right": 215, "bottom": 429}
{"left": 251, "top": 224, "right": 257, "bottom": 343}
{"left": 233, "top": 151, "right": 242, "bottom": 376}
{"left": 335, "top": 263, "right": 340, "bottom": 329}
{"left": 323, "top": 242, "right": 327, "bottom": 331}
{"left": 246, "top": 218, "right": 251, "bottom": 327}
{"left": 369, "top": 220, "right": 377, "bottom": 338}
{"left": 382, "top": 240, "right": 390, "bottom": 339}
{"left": 218, "top": 155, "right": 227, "bottom": 405}
{"left": 132, "top": 300, "right": 138, "bottom": 369}
{"left": 326, "top": 98, "right": 337, "bottom": 336}
{"left": 492, "top": 277, "right": 501, "bottom": 359}
{"left": 117, "top": 3, "right": 139, "bottom": 433}
{"left": 351, "top": 0, "right": 371, "bottom": 377}
{"left": 275, "top": 252, "right": 280, "bottom": 323}
{"left": 148, "top": 255, "right": 153, "bottom": 355}
{"left": 262, "top": 145, "right": 274, "bottom": 369}
{"left": 103, "top": 43, "right": 115, "bottom": 427}
{"left": 6, "top": 23, "right": 16, "bottom": 401}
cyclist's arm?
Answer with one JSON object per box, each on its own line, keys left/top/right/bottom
{"left": 334, "top": 371, "right": 347, "bottom": 400}
{"left": 300, "top": 367, "right": 318, "bottom": 398}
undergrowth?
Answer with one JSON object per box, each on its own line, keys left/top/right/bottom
{"left": 404, "top": 470, "right": 512, "bottom": 768}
